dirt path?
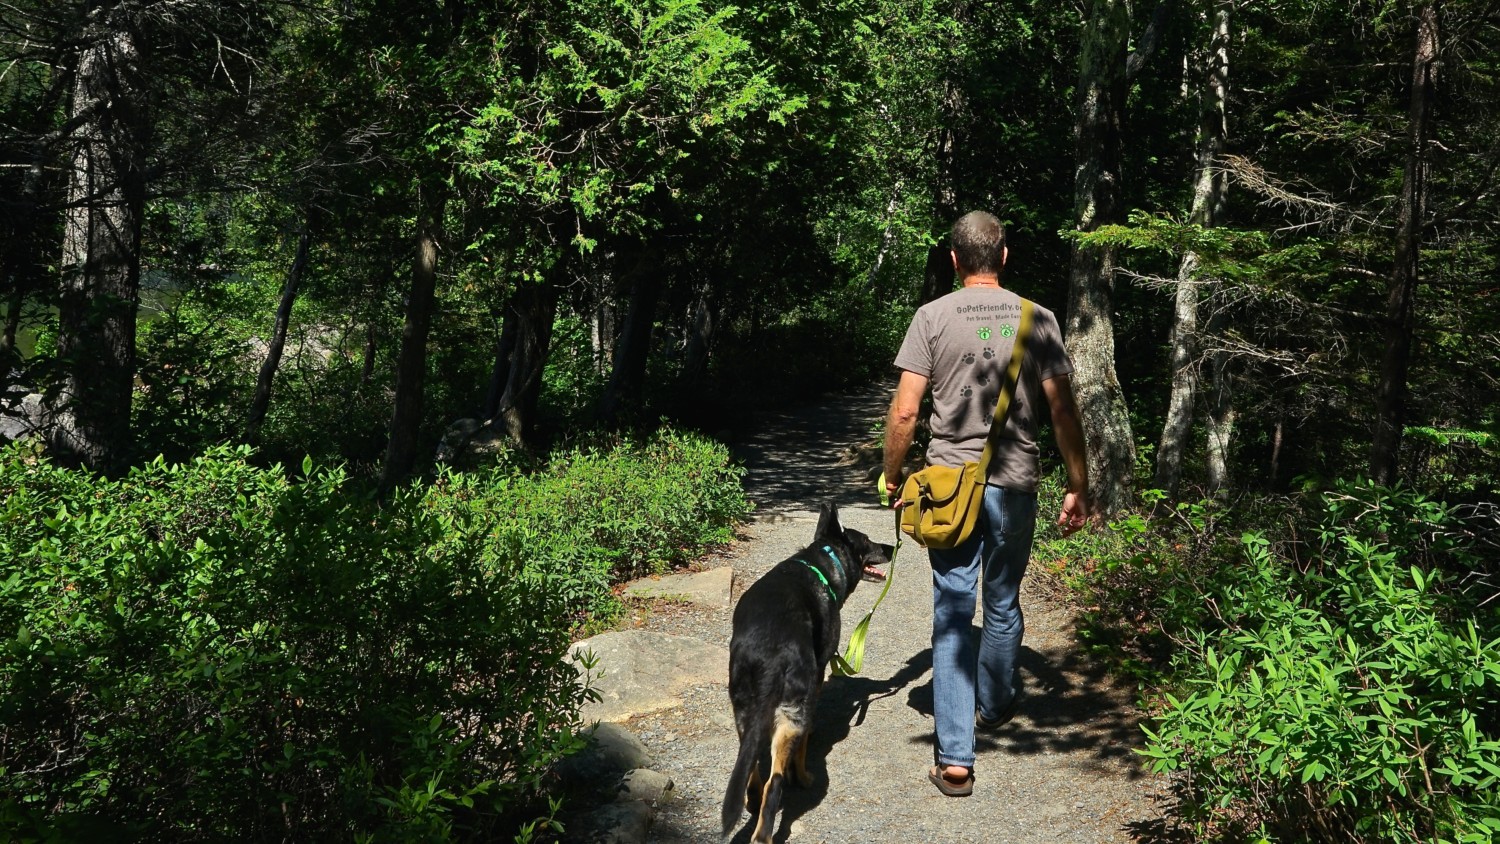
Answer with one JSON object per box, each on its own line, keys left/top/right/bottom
{"left": 625, "top": 386, "right": 1170, "bottom": 843}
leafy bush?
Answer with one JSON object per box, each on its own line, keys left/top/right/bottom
{"left": 431, "top": 427, "right": 751, "bottom": 624}
{"left": 134, "top": 304, "right": 254, "bottom": 463}
{"left": 1033, "top": 479, "right": 1251, "bottom": 678}
{"left": 0, "top": 427, "right": 747, "bottom": 840}
{"left": 0, "top": 448, "right": 581, "bottom": 841}
{"left": 1138, "top": 482, "right": 1500, "bottom": 843}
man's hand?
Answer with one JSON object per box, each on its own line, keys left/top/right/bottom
{"left": 1042, "top": 374, "right": 1090, "bottom": 537}
{"left": 878, "top": 471, "right": 905, "bottom": 508}
{"left": 1057, "top": 491, "right": 1090, "bottom": 536}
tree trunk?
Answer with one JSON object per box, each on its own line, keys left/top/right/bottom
{"left": 598, "top": 246, "right": 661, "bottom": 427}
{"left": 680, "top": 280, "right": 717, "bottom": 389}
{"left": 51, "top": 25, "right": 146, "bottom": 474}
{"left": 1154, "top": 251, "right": 1201, "bottom": 499}
{"left": 379, "top": 193, "right": 443, "bottom": 494}
{"left": 1066, "top": 0, "right": 1136, "bottom": 516}
{"left": 868, "top": 183, "right": 902, "bottom": 286}
{"left": 481, "top": 306, "right": 517, "bottom": 420}
{"left": 921, "top": 245, "right": 956, "bottom": 305}
{"left": 592, "top": 299, "right": 615, "bottom": 375}
{"left": 1154, "top": 0, "right": 1230, "bottom": 499}
{"left": 494, "top": 278, "right": 559, "bottom": 446}
{"left": 1371, "top": 3, "right": 1440, "bottom": 487}
{"left": 1269, "top": 417, "right": 1284, "bottom": 485}
{"left": 245, "top": 223, "right": 311, "bottom": 445}
{"left": 1, "top": 286, "right": 22, "bottom": 362}
{"left": 1205, "top": 348, "right": 1235, "bottom": 494}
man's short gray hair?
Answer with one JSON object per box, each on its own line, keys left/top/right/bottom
{"left": 950, "top": 211, "right": 1006, "bottom": 276}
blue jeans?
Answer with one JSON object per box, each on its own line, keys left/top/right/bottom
{"left": 929, "top": 484, "right": 1037, "bottom": 770}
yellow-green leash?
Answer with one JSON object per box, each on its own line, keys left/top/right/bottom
{"left": 829, "top": 480, "right": 904, "bottom": 677}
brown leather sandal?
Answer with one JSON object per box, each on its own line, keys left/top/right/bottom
{"left": 927, "top": 765, "right": 974, "bottom": 797}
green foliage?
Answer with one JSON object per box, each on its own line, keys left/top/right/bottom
{"left": 134, "top": 299, "right": 253, "bottom": 463}
{"left": 1036, "top": 476, "right": 1243, "bottom": 679}
{"left": 0, "top": 432, "right": 745, "bottom": 841}
{"left": 1136, "top": 482, "right": 1500, "bottom": 843}
{"left": 1402, "top": 426, "right": 1500, "bottom": 496}
{"left": 538, "top": 312, "right": 609, "bottom": 425}
{"left": 434, "top": 427, "right": 749, "bottom": 625}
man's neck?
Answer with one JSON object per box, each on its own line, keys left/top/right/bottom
{"left": 960, "top": 273, "right": 1002, "bottom": 289}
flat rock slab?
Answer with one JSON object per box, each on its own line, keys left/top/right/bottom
{"left": 571, "top": 631, "right": 729, "bottom": 723}
{"left": 622, "top": 567, "right": 733, "bottom": 607}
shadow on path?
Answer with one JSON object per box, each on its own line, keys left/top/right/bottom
{"left": 899, "top": 632, "right": 1154, "bottom": 775}
{"left": 761, "top": 650, "right": 935, "bottom": 841}
{"left": 731, "top": 387, "right": 892, "bottom": 517}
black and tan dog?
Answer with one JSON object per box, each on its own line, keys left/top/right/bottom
{"left": 720, "top": 502, "right": 892, "bottom": 843}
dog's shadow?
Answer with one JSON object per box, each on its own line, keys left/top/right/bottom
{"left": 725, "top": 650, "right": 933, "bottom": 844}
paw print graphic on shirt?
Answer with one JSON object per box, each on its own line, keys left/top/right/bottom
{"left": 960, "top": 385, "right": 973, "bottom": 398}
{"left": 983, "top": 412, "right": 994, "bottom": 426}
{"left": 976, "top": 373, "right": 989, "bottom": 386}
{"left": 961, "top": 352, "right": 976, "bottom": 365}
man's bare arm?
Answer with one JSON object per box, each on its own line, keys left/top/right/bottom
{"left": 1042, "top": 374, "right": 1090, "bottom": 534}
{"left": 882, "top": 370, "right": 928, "bottom": 502}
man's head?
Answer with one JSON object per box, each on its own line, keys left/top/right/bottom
{"left": 950, "top": 211, "right": 1007, "bottom": 278}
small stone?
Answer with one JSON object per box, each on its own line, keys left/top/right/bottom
{"left": 613, "top": 768, "right": 674, "bottom": 803}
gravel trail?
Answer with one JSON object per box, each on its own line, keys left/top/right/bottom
{"left": 626, "top": 386, "right": 1172, "bottom": 843}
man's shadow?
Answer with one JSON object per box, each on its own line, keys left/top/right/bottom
{"left": 724, "top": 649, "right": 933, "bottom": 844}
{"left": 904, "top": 624, "right": 1155, "bottom": 765}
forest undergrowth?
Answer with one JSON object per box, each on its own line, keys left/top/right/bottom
{"left": 1037, "top": 476, "right": 1500, "bottom": 844}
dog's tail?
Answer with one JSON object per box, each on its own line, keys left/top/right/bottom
{"left": 720, "top": 705, "right": 769, "bottom": 841}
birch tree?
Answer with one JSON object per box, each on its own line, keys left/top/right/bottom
{"left": 1154, "top": 0, "right": 1231, "bottom": 499}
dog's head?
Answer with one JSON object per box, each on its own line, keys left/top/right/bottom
{"left": 814, "top": 501, "right": 893, "bottom": 588}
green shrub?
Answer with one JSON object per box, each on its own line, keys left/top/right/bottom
{"left": 432, "top": 427, "right": 751, "bottom": 624}
{"left": 134, "top": 305, "right": 254, "bottom": 464}
{"left": 0, "top": 446, "right": 589, "bottom": 841}
{"left": 1033, "top": 479, "right": 1249, "bottom": 678}
{"left": 0, "top": 427, "right": 747, "bottom": 841}
{"left": 1139, "top": 482, "right": 1500, "bottom": 843}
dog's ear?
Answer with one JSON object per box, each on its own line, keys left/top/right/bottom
{"left": 815, "top": 501, "right": 840, "bottom": 541}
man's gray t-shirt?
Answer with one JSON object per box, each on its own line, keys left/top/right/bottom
{"left": 893, "top": 286, "right": 1073, "bottom": 492}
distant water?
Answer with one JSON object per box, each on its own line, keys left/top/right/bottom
{"left": 3, "top": 282, "right": 180, "bottom": 359}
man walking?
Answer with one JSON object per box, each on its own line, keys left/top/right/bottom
{"left": 882, "top": 210, "right": 1090, "bottom": 795}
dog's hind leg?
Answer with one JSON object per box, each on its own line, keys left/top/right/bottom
{"left": 745, "top": 762, "right": 763, "bottom": 814}
{"left": 751, "top": 712, "right": 803, "bottom": 844}
{"left": 793, "top": 732, "right": 813, "bottom": 788}
{"left": 793, "top": 681, "right": 822, "bottom": 787}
